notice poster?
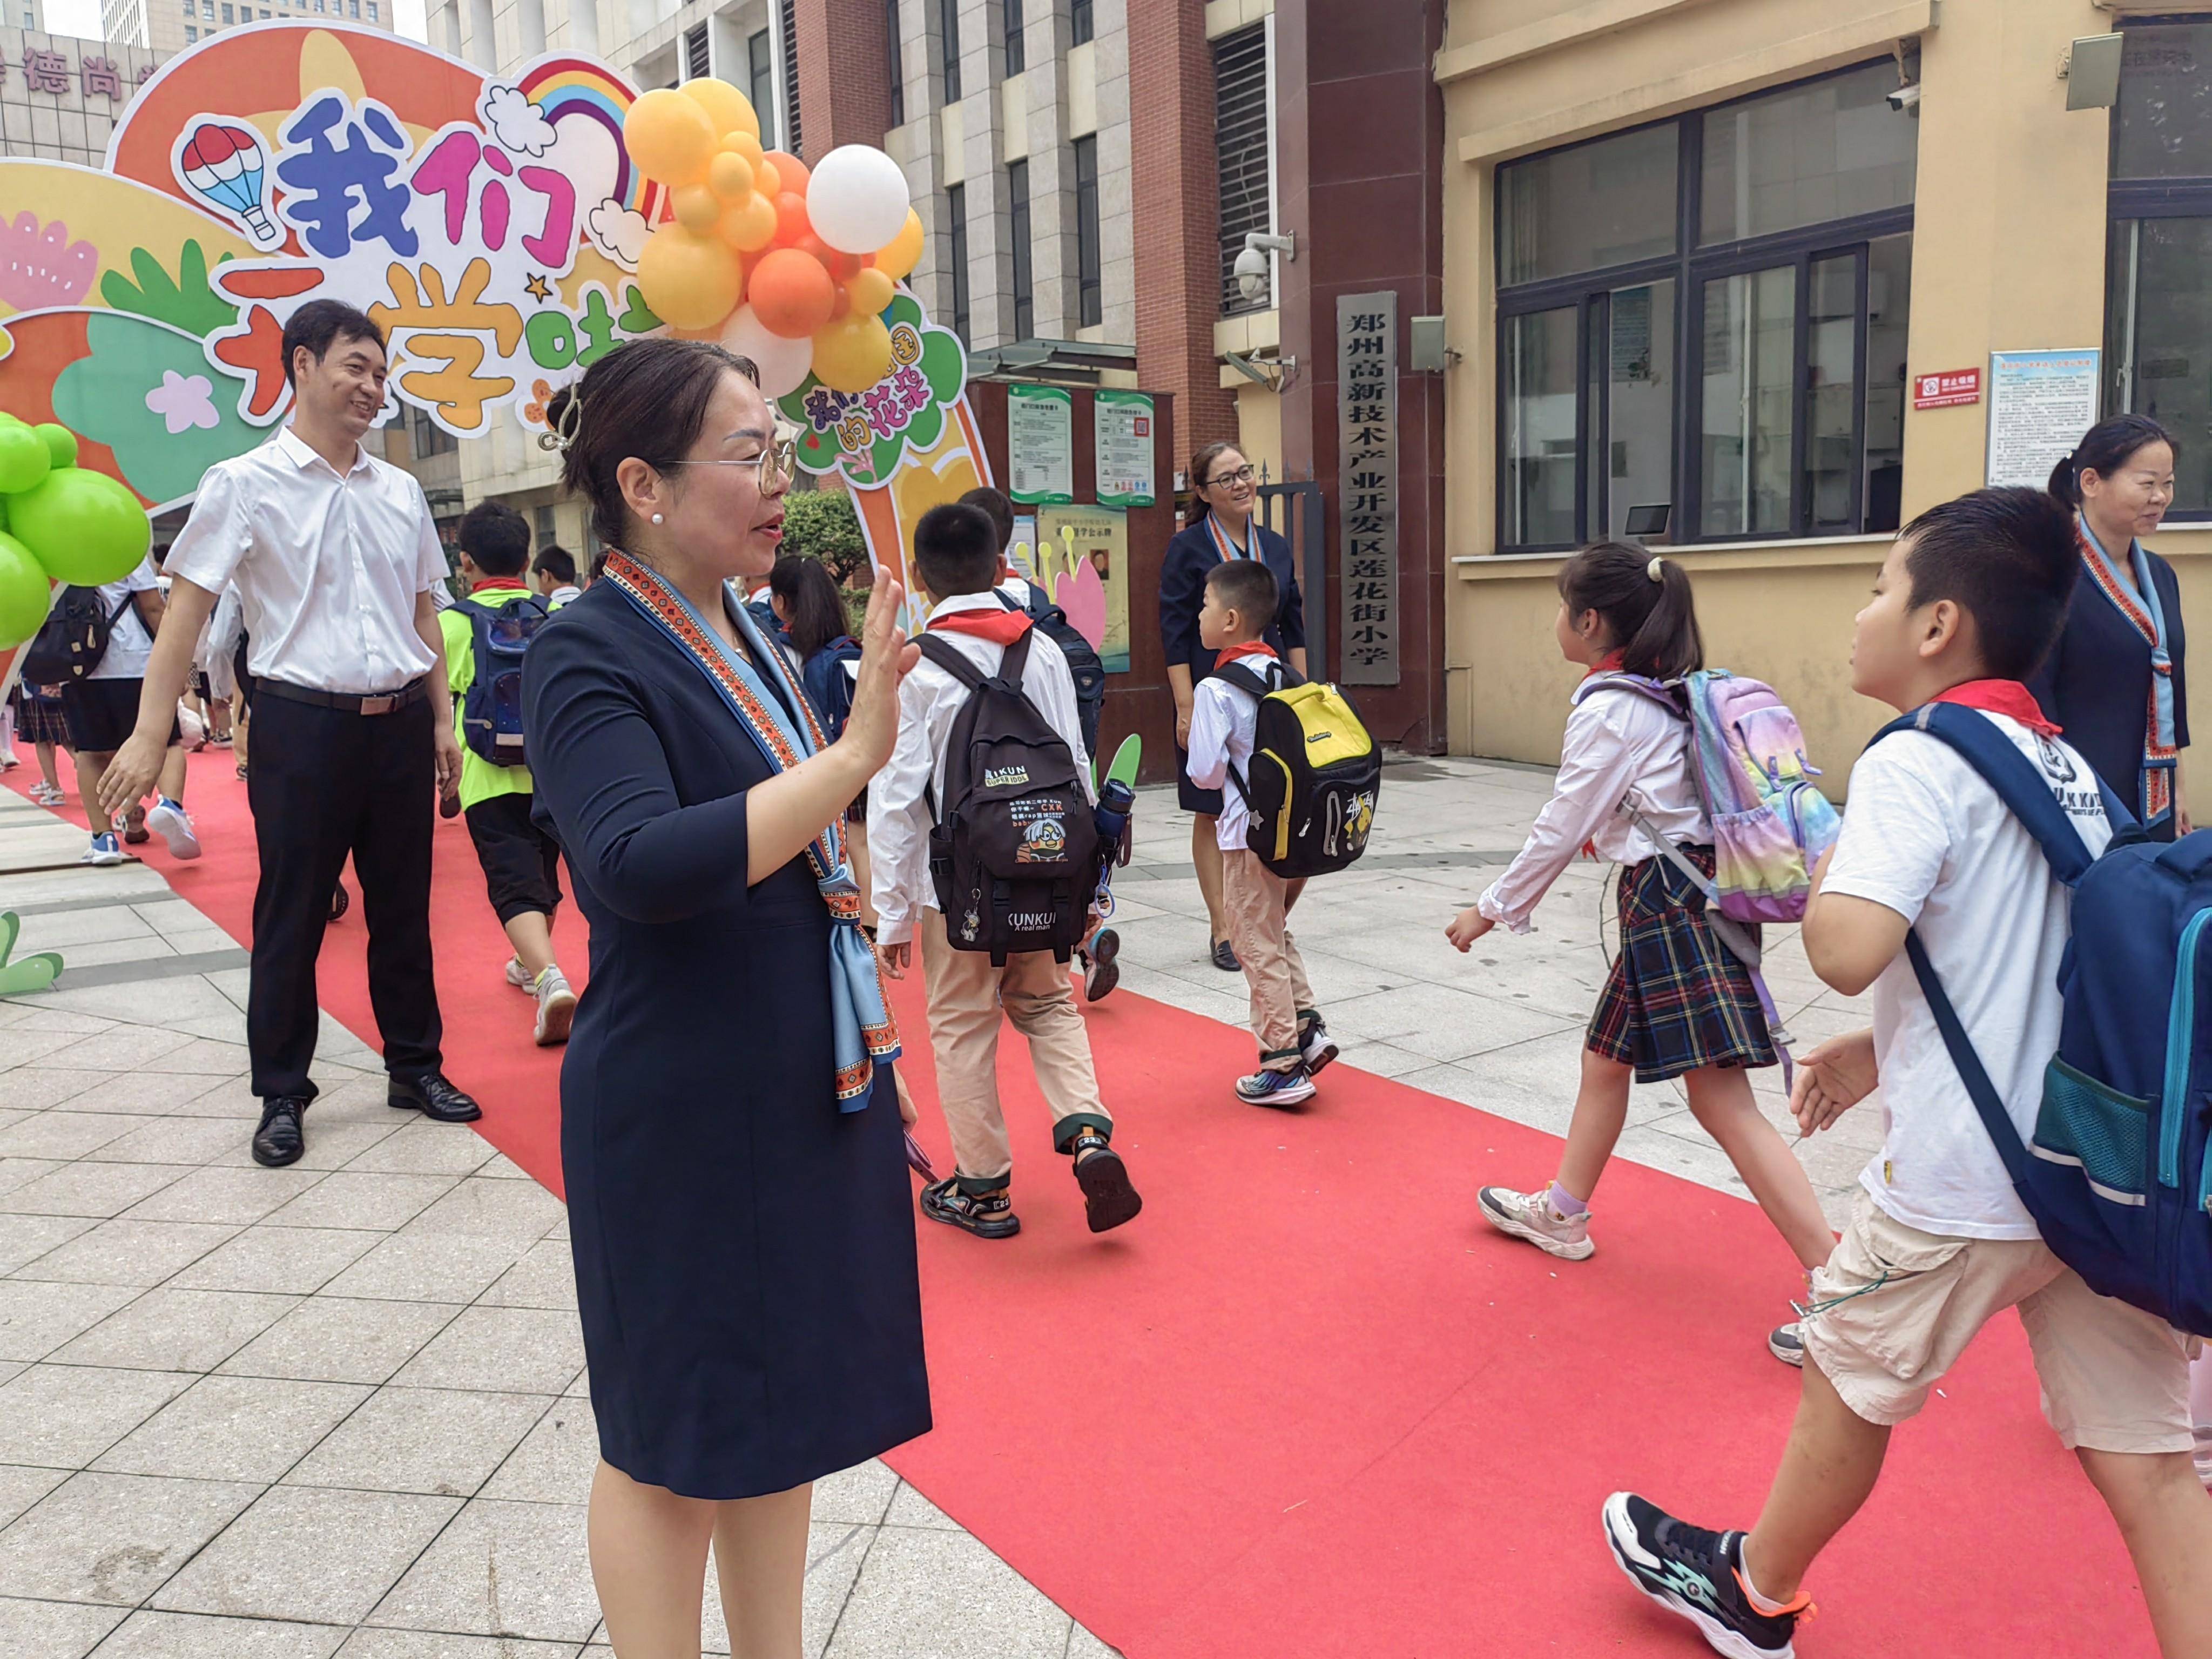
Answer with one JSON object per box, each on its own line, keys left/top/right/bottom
{"left": 1094, "top": 389, "right": 1156, "bottom": 507}
{"left": 1008, "top": 513, "right": 1040, "bottom": 582}
{"left": 1035, "top": 504, "right": 1131, "bottom": 673}
{"left": 1986, "top": 349, "right": 2101, "bottom": 488}
{"left": 1007, "top": 383, "right": 1075, "bottom": 504}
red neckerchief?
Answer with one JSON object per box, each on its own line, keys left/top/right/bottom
{"left": 470, "top": 578, "right": 526, "bottom": 595}
{"left": 1929, "top": 679, "right": 2062, "bottom": 737}
{"left": 1214, "top": 640, "right": 1278, "bottom": 668}
{"left": 1581, "top": 649, "right": 1626, "bottom": 679}
{"left": 928, "top": 609, "right": 1033, "bottom": 646}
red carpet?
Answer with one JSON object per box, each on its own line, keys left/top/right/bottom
{"left": 8, "top": 753, "right": 2155, "bottom": 1657}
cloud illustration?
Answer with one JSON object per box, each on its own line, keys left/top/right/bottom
{"left": 587, "top": 200, "right": 650, "bottom": 270}
{"left": 482, "top": 84, "right": 557, "bottom": 157}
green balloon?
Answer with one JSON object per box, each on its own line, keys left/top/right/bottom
{"left": 34, "top": 424, "right": 77, "bottom": 470}
{"left": 0, "top": 424, "right": 49, "bottom": 494}
{"left": 9, "top": 468, "right": 151, "bottom": 585}
{"left": 0, "top": 532, "right": 50, "bottom": 651}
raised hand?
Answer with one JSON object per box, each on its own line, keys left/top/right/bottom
{"left": 837, "top": 562, "right": 920, "bottom": 776}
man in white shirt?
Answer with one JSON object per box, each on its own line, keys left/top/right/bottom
{"left": 59, "top": 553, "right": 199, "bottom": 866}
{"left": 529, "top": 544, "right": 582, "bottom": 609}
{"left": 98, "top": 300, "right": 481, "bottom": 1170}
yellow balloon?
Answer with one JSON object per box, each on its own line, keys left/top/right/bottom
{"left": 716, "top": 191, "right": 780, "bottom": 254}
{"left": 721, "top": 129, "right": 766, "bottom": 166}
{"left": 811, "top": 313, "right": 894, "bottom": 394}
{"left": 709, "top": 150, "right": 755, "bottom": 201}
{"left": 846, "top": 265, "right": 895, "bottom": 317}
{"left": 872, "top": 208, "right": 925, "bottom": 281}
{"left": 754, "top": 158, "right": 781, "bottom": 198}
{"left": 671, "top": 183, "right": 720, "bottom": 232}
{"left": 678, "top": 77, "right": 760, "bottom": 141}
{"left": 637, "top": 225, "right": 743, "bottom": 331}
{"left": 624, "top": 87, "right": 717, "bottom": 186}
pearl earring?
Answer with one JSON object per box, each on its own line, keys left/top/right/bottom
{"left": 650, "top": 512, "right": 664, "bottom": 524}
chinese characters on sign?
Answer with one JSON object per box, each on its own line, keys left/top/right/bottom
{"left": 1006, "top": 382, "right": 1075, "bottom": 505}
{"left": 1336, "top": 291, "right": 1397, "bottom": 686}
{"left": 1986, "top": 349, "right": 2100, "bottom": 488}
{"left": 1912, "top": 368, "right": 1981, "bottom": 410}
{"left": 0, "top": 43, "right": 151, "bottom": 95}
{"left": 1092, "top": 389, "right": 1155, "bottom": 508}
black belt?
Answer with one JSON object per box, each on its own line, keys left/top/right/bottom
{"left": 254, "top": 676, "right": 430, "bottom": 716}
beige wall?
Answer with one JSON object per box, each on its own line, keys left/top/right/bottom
{"left": 1439, "top": 0, "right": 2212, "bottom": 810}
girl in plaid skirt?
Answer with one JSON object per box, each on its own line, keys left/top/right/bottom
{"left": 8, "top": 681, "right": 73, "bottom": 806}
{"left": 1445, "top": 542, "right": 1833, "bottom": 1363}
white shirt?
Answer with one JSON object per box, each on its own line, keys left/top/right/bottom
{"left": 1184, "top": 651, "right": 1286, "bottom": 851}
{"left": 867, "top": 591, "right": 1095, "bottom": 947}
{"left": 1478, "top": 675, "right": 1706, "bottom": 932}
{"left": 165, "top": 426, "right": 449, "bottom": 694}
{"left": 997, "top": 574, "right": 1035, "bottom": 609}
{"left": 87, "top": 555, "right": 161, "bottom": 682}
{"left": 547, "top": 584, "right": 582, "bottom": 609}
{"left": 1823, "top": 713, "right": 2112, "bottom": 1240}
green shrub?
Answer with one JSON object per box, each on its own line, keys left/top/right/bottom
{"left": 779, "top": 489, "right": 869, "bottom": 585}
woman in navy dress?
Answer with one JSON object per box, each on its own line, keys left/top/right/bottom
{"left": 2031, "top": 414, "right": 2189, "bottom": 841}
{"left": 523, "top": 339, "right": 927, "bottom": 1656}
{"left": 1158, "top": 441, "right": 1306, "bottom": 969}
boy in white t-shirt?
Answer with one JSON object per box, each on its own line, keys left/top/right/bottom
{"left": 1603, "top": 488, "right": 2212, "bottom": 1657}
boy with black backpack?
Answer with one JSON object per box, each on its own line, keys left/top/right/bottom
{"left": 869, "top": 502, "right": 1142, "bottom": 1239}
{"left": 1603, "top": 489, "right": 2212, "bottom": 1658}
{"left": 441, "top": 502, "right": 574, "bottom": 1046}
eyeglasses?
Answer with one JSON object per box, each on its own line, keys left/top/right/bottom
{"left": 667, "top": 440, "right": 798, "bottom": 492}
{"left": 1204, "top": 464, "right": 1256, "bottom": 489}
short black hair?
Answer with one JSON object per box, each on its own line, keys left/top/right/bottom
{"left": 532, "top": 544, "right": 577, "bottom": 585}
{"left": 1204, "top": 558, "right": 1278, "bottom": 635}
{"left": 914, "top": 503, "right": 1001, "bottom": 598}
{"left": 281, "top": 299, "right": 385, "bottom": 389}
{"left": 958, "top": 486, "right": 1015, "bottom": 552}
{"left": 458, "top": 501, "right": 531, "bottom": 577}
{"left": 1900, "top": 487, "right": 2081, "bottom": 681}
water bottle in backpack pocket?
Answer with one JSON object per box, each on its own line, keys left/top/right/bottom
{"left": 457, "top": 592, "right": 552, "bottom": 768}
{"left": 1215, "top": 660, "right": 1380, "bottom": 880}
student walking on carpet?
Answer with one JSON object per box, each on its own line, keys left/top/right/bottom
{"left": 1446, "top": 541, "right": 1833, "bottom": 1365}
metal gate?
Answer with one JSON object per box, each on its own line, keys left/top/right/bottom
{"left": 1255, "top": 479, "right": 1326, "bottom": 678}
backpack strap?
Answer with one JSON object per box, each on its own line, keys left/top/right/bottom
{"left": 1214, "top": 661, "right": 1278, "bottom": 701}
{"left": 1869, "top": 702, "right": 2114, "bottom": 885}
{"left": 916, "top": 632, "right": 987, "bottom": 689}
{"left": 1903, "top": 930, "right": 2038, "bottom": 1190}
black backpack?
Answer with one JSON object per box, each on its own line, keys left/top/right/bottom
{"left": 921, "top": 629, "right": 1101, "bottom": 965}
{"left": 455, "top": 592, "right": 552, "bottom": 767}
{"left": 1000, "top": 586, "right": 1105, "bottom": 760}
{"left": 18, "top": 587, "right": 132, "bottom": 685}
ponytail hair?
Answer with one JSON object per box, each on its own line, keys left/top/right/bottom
{"left": 2048, "top": 413, "right": 2175, "bottom": 507}
{"left": 767, "top": 554, "right": 849, "bottom": 660}
{"left": 1557, "top": 541, "right": 1703, "bottom": 681}
{"left": 1186, "top": 440, "right": 1239, "bottom": 526}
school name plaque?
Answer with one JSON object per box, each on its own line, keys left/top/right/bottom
{"left": 1337, "top": 291, "right": 1399, "bottom": 686}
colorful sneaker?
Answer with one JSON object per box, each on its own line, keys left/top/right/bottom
{"left": 80, "top": 832, "right": 124, "bottom": 867}
{"left": 1235, "top": 1064, "right": 1316, "bottom": 1108}
{"left": 1476, "top": 1184, "right": 1594, "bottom": 1261}
{"left": 145, "top": 797, "right": 201, "bottom": 860}
{"left": 1768, "top": 1321, "right": 1806, "bottom": 1368}
{"left": 1082, "top": 927, "right": 1121, "bottom": 1001}
{"left": 919, "top": 1178, "right": 1021, "bottom": 1239}
{"left": 504, "top": 956, "right": 533, "bottom": 991}
{"left": 1298, "top": 1011, "right": 1339, "bottom": 1078}
{"left": 532, "top": 967, "right": 577, "bottom": 1047}
{"left": 29, "top": 782, "right": 63, "bottom": 806}
{"left": 1602, "top": 1493, "right": 1812, "bottom": 1658}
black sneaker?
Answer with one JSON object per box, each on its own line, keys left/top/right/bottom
{"left": 1601, "top": 1492, "right": 1810, "bottom": 1658}
{"left": 1083, "top": 927, "right": 1121, "bottom": 1001}
{"left": 919, "top": 1178, "right": 1021, "bottom": 1239}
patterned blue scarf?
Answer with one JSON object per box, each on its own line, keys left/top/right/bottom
{"left": 604, "top": 550, "right": 898, "bottom": 1107}
{"left": 2077, "top": 515, "right": 2178, "bottom": 829}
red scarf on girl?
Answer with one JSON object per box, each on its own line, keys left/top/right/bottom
{"left": 928, "top": 609, "right": 1032, "bottom": 646}
{"left": 1928, "top": 679, "right": 2062, "bottom": 737}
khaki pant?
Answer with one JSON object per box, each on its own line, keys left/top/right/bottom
{"left": 919, "top": 909, "right": 1112, "bottom": 1192}
{"left": 1222, "top": 848, "right": 1316, "bottom": 1069}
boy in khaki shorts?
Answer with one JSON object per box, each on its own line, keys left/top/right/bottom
{"left": 1604, "top": 488, "right": 2212, "bottom": 1657}
{"left": 1184, "top": 559, "right": 1337, "bottom": 1108}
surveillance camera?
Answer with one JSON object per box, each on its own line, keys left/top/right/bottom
{"left": 1886, "top": 82, "right": 1920, "bottom": 111}
{"left": 1233, "top": 244, "right": 1269, "bottom": 301}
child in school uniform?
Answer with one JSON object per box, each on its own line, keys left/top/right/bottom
{"left": 1184, "top": 558, "right": 1338, "bottom": 1105}
{"left": 1447, "top": 541, "right": 1834, "bottom": 1363}
{"left": 869, "top": 502, "right": 1142, "bottom": 1239}
{"left": 1604, "top": 488, "right": 2212, "bottom": 1658}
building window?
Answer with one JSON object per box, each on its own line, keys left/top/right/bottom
{"left": 534, "top": 504, "right": 557, "bottom": 549}
{"left": 748, "top": 29, "right": 776, "bottom": 151}
{"left": 2107, "top": 17, "right": 2212, "bottom": 516}
{"left": 221, "top": 3, "right": 232, "bottom": 19}
{"left": 779, "top": 0, "right": 801, "bottom": 153}
{"left": 1070, "top": 0, "right": 1090, "bottom": 47}
{"left": 1074, "top": 133, "right": 1101, "bottom": 328}
{"left": 1004, "top": 0, "right": 1022, "bottom": 75}
{"left": 367, "top": 0, "right": 375, "bottom": 16}
{"left": 412, "top": 407, "right": 457, "bottom": 458}
{"left": 1494, "top": 59, "right": 1917, "bottom": 549}
{"left": 1009, "top": 158, "right": 1033, "bottom": 340}
{"left": 184, "top": 21, "right": 195, "bottom": 36}
{"left": 887, "top": 0, "right": 903, "bottom": 125}
{"left": 1213, "top": 22, "right": 1270, "bottom": 315}
{"left": 947, "top": 181, "right": 969, "bottom": 343}
{"left": 684, "top": 21, "right": 708, "bottom": 78}
{"left": 938, "top": 0, "right": 959, "bottom": 102}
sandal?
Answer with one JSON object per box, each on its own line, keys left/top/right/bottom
{"left": 919, "top": 1178, "right": 1021, "bottom": 1239}
{"left": 1068, "top": 1129, "right": 1143, "bottom": 1234}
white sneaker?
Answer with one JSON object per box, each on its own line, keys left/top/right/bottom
{"left": 504, "top": 956, "right": 532, "bottom": 991}
{"left": 80, "top": 832, "right": 124, "bottom": 867}
{"left": 1299, "top": 1016, "right": 1339, "bottom": 1078}
{"left": 532, "top": 967, "right": 577, "bottom": 1046}
{"left": 1476, "top": 1184, "right": 1595, "bottom": 1261}
{"left": 145, "top": 797, "right": 200, "bottom": 860}
{"left": 29, "top": 782, "right": 63, "bottom": 806}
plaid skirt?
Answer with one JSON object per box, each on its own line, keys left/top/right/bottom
{"left": 1586, "top": 846, "right": 1776, "bottom": 1083}
{"left": 8, "top": 685, "right": 69, "bottom": 748}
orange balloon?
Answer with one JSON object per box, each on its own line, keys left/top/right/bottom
{"left": 764, "top": 150, "right": 811, "bottom": 197}
{"left": 716, "top": 191, "right": 779, "bottom": 253}
{"left": 772, "top": 191, "right": 813, "bottom": 245}
{"left": 747, "top": 247, "right": 838, "bottom": 340}
{"left": 790, "top": 232, "right": 836, "bottom": 267}
{"left": 872, "top": 208, "right": 925, "bottom": 281}
{"left": 846, "top": 266, "right": 895, "bottom": 316}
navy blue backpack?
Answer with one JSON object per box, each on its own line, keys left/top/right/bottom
{"left": 1875, "top": 702, "right": 2212, "bottom": 1337}
{"left": 456, "top": 592, "right": 552, "bottom": 767}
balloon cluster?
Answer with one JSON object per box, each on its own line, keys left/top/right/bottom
{"left": 624, "top": 80, "right": 922, "bottom": 397}
{"left": 0, "top": 414, "right": 154, "bottom": 651}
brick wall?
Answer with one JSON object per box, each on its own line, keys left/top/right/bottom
{"left": 793, "top": 0, "right": 889, "bottom": 162}
{"left": 1127, "top": 0, "right": 1233, "bottom": 468}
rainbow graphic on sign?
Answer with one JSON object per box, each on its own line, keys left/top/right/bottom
{"left": 514, "top": 58, "right": 662, "bottom": 221}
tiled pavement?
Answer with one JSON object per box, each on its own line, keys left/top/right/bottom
{"left": 0, "top": 754, "right": 1874, "bottom": 1657}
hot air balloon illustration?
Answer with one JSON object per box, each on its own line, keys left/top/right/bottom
{"left": 179, "top": 122, "right": 280, "bottom": 246}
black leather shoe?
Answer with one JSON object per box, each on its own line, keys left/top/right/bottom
{"left": 251, "top": 1097, "right": 308, "bottom": 1166}
{"left": 388, "top": 1071, "right": 482, "bottom": 1123}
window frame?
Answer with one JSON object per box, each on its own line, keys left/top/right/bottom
{"left": 1492, "top": 63, "right": 1916, "bottom": 552}
{"left": 939, "top": 0, "right": 960, "bottom": 102}
{"left": 1070, "top": 0, "right": 1090, "bottom": 47}
{"left": 1004, "top": 0, "right": 1023, "bottom": 76}
{"left": 1074, "top": 133, "right": 1102, "bottom": 328}
{"left": 887, "top": 0, "right": 903, "bottom": 125}
{"left": 1008, "top": 157, "right": 1033, "bottom": 341}
{"left": 947, "top": 180, "right": 969, "bottom": 344}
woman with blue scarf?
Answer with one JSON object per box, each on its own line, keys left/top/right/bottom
{"left": 2033, "top": 414, "right": 2189, "bottom": 841}
{"left": 523, "top": 339, "right": 927, "bottom": 1656}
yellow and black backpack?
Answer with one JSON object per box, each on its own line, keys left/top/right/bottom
{"left": 1217, "top": 660, "right": 1381, "bottom": 879}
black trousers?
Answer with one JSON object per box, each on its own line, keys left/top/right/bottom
{"left": 246, "top": 689, "right": 443, "bottom": 1100}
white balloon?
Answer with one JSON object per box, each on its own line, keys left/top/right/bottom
{"left": 806, "top": 145, "right": 913, "bottom": 255}
{"left": 720, "top": 304, "right": 814, "bottom": 398}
